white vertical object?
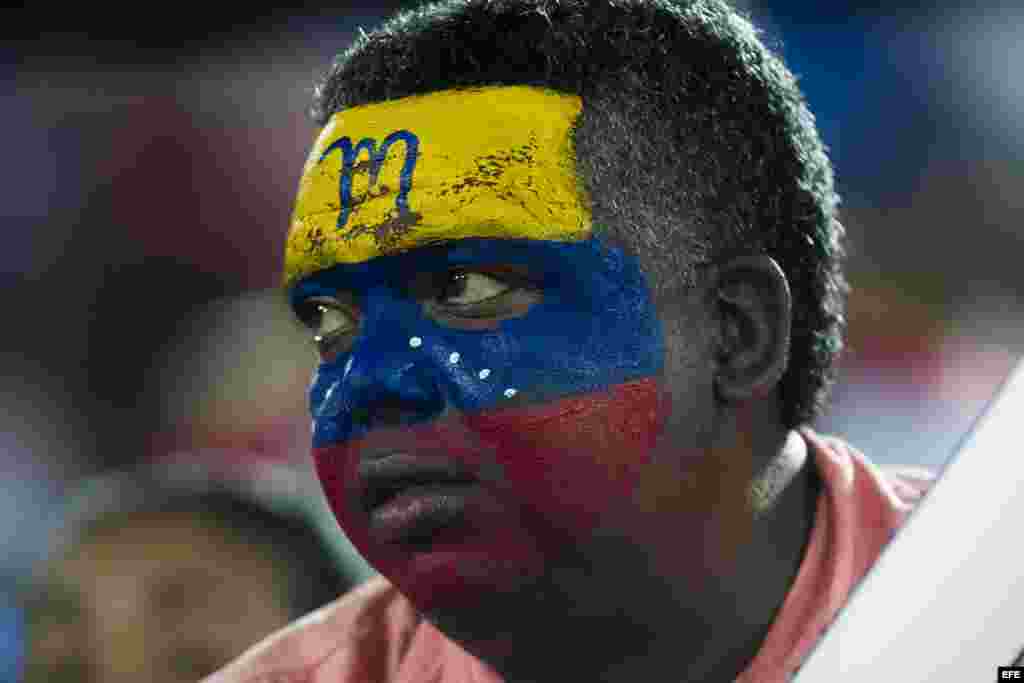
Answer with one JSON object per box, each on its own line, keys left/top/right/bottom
{"left": 794, "top": 359, "right": 1024, "bottom": 681}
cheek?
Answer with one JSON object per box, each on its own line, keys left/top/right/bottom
{"left": 626, "top": 402, "right": 760, "bottom": 579}
{"left": 313, "top": 379, "right": 669, "bottom": 555}
{"left": 465, "top": 378, "right": 668, "bottom": 538}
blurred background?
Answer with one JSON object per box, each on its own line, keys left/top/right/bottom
{"left": 3, "top": 0, "right": 1022, "bottom": 679}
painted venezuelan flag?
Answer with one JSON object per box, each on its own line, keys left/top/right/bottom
{"left": 287, "top": 87, "right": 669, "bottom": 609}
{"left": 286, "top": 86, "right": 590, "bottom": 286}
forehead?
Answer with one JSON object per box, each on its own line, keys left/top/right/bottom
{"left": 284, "top": 86, "right": 593, "bottom": 286}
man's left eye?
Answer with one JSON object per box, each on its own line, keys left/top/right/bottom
{"left": 437, "top": 271, "right": 512, "bottom": 306}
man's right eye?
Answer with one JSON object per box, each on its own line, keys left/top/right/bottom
{"left": 294, "top": 296, "right": 359, "bottom": 359}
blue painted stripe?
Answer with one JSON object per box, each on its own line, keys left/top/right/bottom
{"left": 292, "top": 236, "right": 664, "bottom": 448}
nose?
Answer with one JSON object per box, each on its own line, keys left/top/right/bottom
{"left": 311, "top": 287, "right": 445, "bottom": 445}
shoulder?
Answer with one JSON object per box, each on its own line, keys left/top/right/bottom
{"left": 876, "top": 463, "right": 936, "bottom": 506}
{"left": 202, "top": 575, "right": 423, "bottom": 683}
{"left": 800, "top": 428, "right": 938, "bottom": 508}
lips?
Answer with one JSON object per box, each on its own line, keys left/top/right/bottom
{"left": 358, "top": 452, "right": 478, "bottom": 511}
{"left": 358, "top": 452, "right": 481, "bottom": 547}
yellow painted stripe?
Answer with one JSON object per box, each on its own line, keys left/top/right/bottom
{"left": 284, "top": 86, "right": 591, "bottom": 286}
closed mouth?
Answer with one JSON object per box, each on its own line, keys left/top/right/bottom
{"left": 358, "top": 452, "right": 479, "bottom": 514}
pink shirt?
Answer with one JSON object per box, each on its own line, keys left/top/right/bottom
{"left": 203, "top": 429, "right": 933, "bottom": 683}
{"left": 734, "top": 428, "right": 933, "bottom": 681}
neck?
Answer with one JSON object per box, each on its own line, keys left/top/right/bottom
{"left": 465, "top": 414, "right": 821, "bottom": 683}
{"left": 698, "top": 426, "right": 819, "bottom": 680}
{"left": 624, "top": 426, "right": 818, "bottom": 683}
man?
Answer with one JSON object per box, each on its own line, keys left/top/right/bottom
{"left": 206, "top": 1, "right": 933, "bottom": 681}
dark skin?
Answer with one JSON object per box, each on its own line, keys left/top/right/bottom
{"left": 416, "top": 254, "right": 819, "bottom": 682}
{"left": 203, "top": 249, "right": 819, "bottom": 683}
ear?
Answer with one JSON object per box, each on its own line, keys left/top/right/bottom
{"left": 713, "top": 255, "right": 792, "bottom": 401}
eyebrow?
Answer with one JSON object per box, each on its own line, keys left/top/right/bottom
{"left": 392, "top": 230, "right": 539, "bottom": 255}
{"left": 419, "top": 236, "right": 460, "bottom": 247}
{"left": 293, "top": 234, "right": 530, "bottom": 298}
{"left": 393, "top": 236, "right": 463, "bottom": 255}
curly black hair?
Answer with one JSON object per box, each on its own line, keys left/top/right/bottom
{"left": 312, "top": 0, "right": 846, "bottom": 427}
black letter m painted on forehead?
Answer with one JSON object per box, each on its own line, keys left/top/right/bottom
{"left": 319, "top": 130, "right": 420, "bottom": 231}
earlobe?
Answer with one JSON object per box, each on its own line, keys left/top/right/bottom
{"left": 713, "top": 255, "right": 792, "bottom": 401}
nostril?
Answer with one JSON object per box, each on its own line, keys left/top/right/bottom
{"left": 351, "top": 404, "right": 372, "bottom": 425}
{"left": 370, "top": 401, "right": 403, "bottom": 426}
{"left": 350, "top": 393, "right": 445, "bottom": 430}
{"left": 326, "top": 352, "right": 446, "bottom": 432}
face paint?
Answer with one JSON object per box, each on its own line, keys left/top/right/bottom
{"left": 285, "top": 86, "right": 589, "bottom": 287}
{"left": 286, "top": 86, "right": 668, "bottom": 615}
{"left": 298, "top": 236, "right": 668, "bottom": 611}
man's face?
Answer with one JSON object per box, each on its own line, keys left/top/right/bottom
{"left": 287, "top": 87, "right": 739, "bottom": 654}
{"left": 295, "top": 230, "right": 687, "bottom": 599}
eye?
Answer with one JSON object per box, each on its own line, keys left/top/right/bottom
{"left": 294, "top": 296, "right": 359, "bottom": 359}
{"left": 437, "top": 270, "right": 512, "bottom": 307}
